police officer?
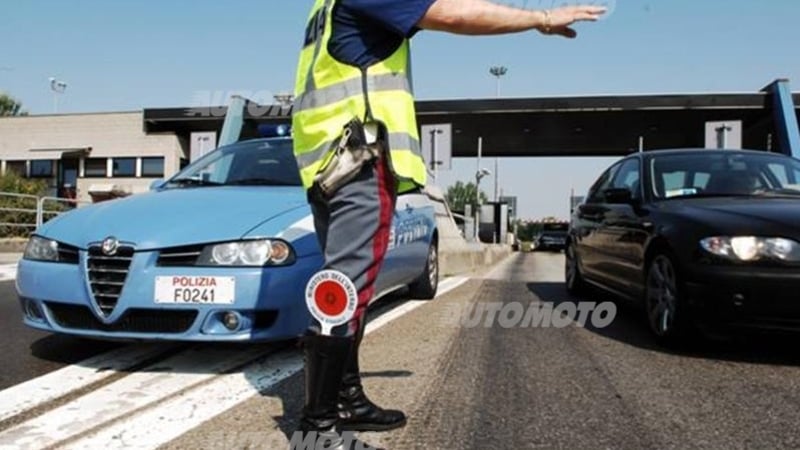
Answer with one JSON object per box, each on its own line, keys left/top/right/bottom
{"left": 293, "top": 1, "right": 606, "bottom": 448}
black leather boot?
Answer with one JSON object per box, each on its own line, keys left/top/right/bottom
{"left": 337, "top": 324, "right": 407, "bottom": 432}
{"left": 296, "top": 334, "right": 383, "bottom": 450}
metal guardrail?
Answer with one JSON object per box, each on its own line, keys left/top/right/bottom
{"left": 0, "top": 192, "right": 89, "bottom": 238}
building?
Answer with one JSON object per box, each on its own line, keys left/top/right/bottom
{"left": 0, "top": 112, "right": 186, "bottom": 202}
{"left": 1, "top": 79, "right": 797, "bottom": 204}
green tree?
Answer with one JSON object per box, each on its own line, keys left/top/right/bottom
{"left": 445, "top": 181, "right": 488, "bottom": 213}
{"left": 0, "top": 93, "right": 27, "bottom": 117}
{"left": 515, "top": 220, "right": 542, "bottom": 242}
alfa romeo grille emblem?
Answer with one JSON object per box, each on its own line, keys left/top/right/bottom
{"left": 101, "top": 236, "right": 120, "bottom": 256}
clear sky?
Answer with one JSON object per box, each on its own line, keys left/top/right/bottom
{"left": 2, "top": 0, "right": 799, "bottom": 219}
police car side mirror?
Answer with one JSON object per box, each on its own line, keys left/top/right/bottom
{"left": 149, "top": 179, "right": 165, "bottom": 191}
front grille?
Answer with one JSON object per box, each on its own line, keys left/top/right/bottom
{"left": 47, "top": 302, "right": 198, "bottom": 334}
{"left": 87, "top": 245, "right": 134, "bottom": 316}
{"left": 157, "top": 244, "right": 203, "bottom": 267}
{"left": 57, "top": 244, "right": 80, "bottom": 264}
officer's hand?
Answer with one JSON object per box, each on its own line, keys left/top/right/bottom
{"left": 541, "top": 5, "right": 607, "bottom": 38}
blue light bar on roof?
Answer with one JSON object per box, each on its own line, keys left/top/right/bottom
{"left": 258, "top": 124, "right": 292, "bottom": 138}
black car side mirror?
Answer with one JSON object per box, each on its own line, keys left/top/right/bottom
{"left": 603, "top": 187, "right": 635, "bottom": 204}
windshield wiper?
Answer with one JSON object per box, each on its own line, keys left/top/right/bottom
{"left": 227, "top": 178, "right": 299, "bottom": 186}
{"left": 167, "top": 176, "right": 224, "bottom": 188}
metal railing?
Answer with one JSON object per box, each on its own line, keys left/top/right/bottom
{"left": 0, "top": 192, "right": 89, "bottom": 238}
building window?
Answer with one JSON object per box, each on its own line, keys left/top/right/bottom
{"left": 5, "top": 161, "right": 27, "bottom": 177}
{"left": 30, "top": 160, "right": 54, "bottom": 178}
{"left": 113, "top": 158, "right": 136, "bottom": 177}
{"left": 84, "top": 158, "right": 108, "bottom": 177}
{"left": 142, "top": 157, "right": 165, "bottom": 177}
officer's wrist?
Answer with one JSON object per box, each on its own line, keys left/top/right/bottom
{"left": 533, "top": 10, "right": 552, "bottom": 34}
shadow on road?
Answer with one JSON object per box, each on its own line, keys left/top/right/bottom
{"left": 256, "top": 289, "right": 418, "bottom": 441}
{"left": 29, "top": 335, "right": 122, "bottom": 364}
{"left": 527, "top": 281, "right": 800, "bottom": 367}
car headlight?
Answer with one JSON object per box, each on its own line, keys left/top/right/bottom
{"left": 197, "top": 239, "right": 294, "bottom": 266}
{"left": 700, "top": 236, "right": 800, "bottom": 262}
{"left": 23, "top": 236, "right": 60, "bottom": 262}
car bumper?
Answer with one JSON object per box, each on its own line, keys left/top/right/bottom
{"left": 685, "top": 263, "right": 800, "bottom": 332}
{"left": 16, "top": 253, "right": 322, "bottom": 342}
{"left": 536, "top": 241, "right": 566, "bottom": 250}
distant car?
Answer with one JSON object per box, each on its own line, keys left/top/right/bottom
{"left": 532, "top": 223, "right": 568, "bottom": 252}
{"left": 566, "top": 149, "right": 800, "bottom": 345}
{"left": 17, "top": 137, "right": 439, "bottom": 342}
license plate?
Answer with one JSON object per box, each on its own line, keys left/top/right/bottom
{"left": 154, "top": 276, "right": 235, "bottom": 304}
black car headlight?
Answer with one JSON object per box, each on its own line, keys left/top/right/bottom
{"left": 23, "top": 236, "right": 60, "bottom": 262}
{"left": 700, "top": 236, "right": 800, "bottom": 262}
{"left": 196, "top": 239, "right": 294, "bottom": 266}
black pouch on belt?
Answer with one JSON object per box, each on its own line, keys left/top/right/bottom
{"left": 313, "top": 118, "right": 383, "bottom": 197}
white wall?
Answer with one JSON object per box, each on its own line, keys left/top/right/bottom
{"left": 0, "top": 111, "right": 186, "bottom": 202}
{"left": 0, "top": 111, "right": 181, "bottom": 159}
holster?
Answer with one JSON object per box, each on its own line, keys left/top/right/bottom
{"left": 313, "top": 118, "right": 383, "bottom": 198}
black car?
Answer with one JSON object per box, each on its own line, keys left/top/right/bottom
{"left": 566, "top": 149, "right": 800, "bottom": 345}
{"left": 533, "top": 222, "right": 569, "bottom": 251}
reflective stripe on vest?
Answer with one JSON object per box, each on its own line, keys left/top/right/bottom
{"left": 292, "top": 0, "right": 427, "bottom": 191}
{"left": 296, "top": 133, "right": 421, "bottom": 169}
{"left": 294, "top": 73, "right": 411, "bottom": 115}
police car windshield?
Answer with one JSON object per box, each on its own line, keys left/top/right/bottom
{"left": 166, "top": 139, "right": 302, "bottom": 188}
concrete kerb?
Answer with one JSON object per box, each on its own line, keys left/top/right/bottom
{"left": 439, "top": 243, "right": 510, "bottom": 277}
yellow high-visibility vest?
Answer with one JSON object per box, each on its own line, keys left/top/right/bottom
{"left": 292, "top": 0, "right": 427, "bottom": 193}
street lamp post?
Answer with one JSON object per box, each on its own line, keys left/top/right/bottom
{"left": 474, "top": 137, "right": 491, "bottom": 242}
{"left": 489, "top": 66, "right": 507, "bottom": 203}
{"left": 489, "top": 66, "right": 508, "bottom": 97}
{"left": 49, "top": 77, "right": 67, "bottom": 114}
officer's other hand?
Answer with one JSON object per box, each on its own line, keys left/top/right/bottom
{"left": 543, "top": 5, "right": 607, "bottom": 38}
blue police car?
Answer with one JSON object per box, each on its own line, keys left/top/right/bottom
{"left": 16, "top": 137, "right": 439, "bottom": 342}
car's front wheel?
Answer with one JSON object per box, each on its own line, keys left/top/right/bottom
{"left": 408, "top": 241, "right": 438, "bottom": 300}
{"left": 565, "top": 240, "right": 587, "bottom": 295}
{"left": 644, "top": 253, "right": 693, "bottom": 346}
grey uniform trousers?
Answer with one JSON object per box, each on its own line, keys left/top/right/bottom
{"left": 308, "top": 152, "right": 396, "bottom": 337}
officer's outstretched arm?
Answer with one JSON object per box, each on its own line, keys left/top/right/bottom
{"left": 418, "top": 0, "right": 606, "bottom": 38}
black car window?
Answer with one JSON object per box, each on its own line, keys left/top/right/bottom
{"left": 587, "top": 162, "right": 622, "bottom": 203}
{"left": 166, "top": 139, "right": 302, "bottom": 188}
{"left": 650, "top": 152, "right": 800, "bottom": 199}
{"left": 767, "top": 162, "right": 800, "bottom": 187}
{"left": 612, "top": 159, "right": 641, "bottom": 198}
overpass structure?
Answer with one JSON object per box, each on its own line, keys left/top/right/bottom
{"left": 143, "top": 79, "right": 800, "bottom": 159}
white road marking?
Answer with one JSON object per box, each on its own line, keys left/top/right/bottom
{"left": 0, "top": 346, "right": 270, "bottom": 449}
{"left": 365, "top": 276, "right": 469, "bottom": 333}
{"left": 59, "top": 276, "right": 470, "bottom": 450}
{"left": 0, "top": 264, "right": 17, "bottom": 282}
{"left": 0, "top": 344, "right": 179, "bottom": 423}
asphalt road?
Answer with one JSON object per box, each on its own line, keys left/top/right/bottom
{"left": 390, "top": 253, "right": 800, "bottom": 449}
{"left": 0, "top": 280, "right": 121, "bottom": 391}
{"left": 5, "top": 253, "right": 800, "bottom": 449}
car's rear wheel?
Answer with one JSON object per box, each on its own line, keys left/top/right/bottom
{"left": 645, "top": 253, "right": 693, "bottom": 346}
{"left": 408, "top": 241, "right": 438, "bottom": 299}
{"left": 565, "top": 241, "right": 587, "bottom": 295}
